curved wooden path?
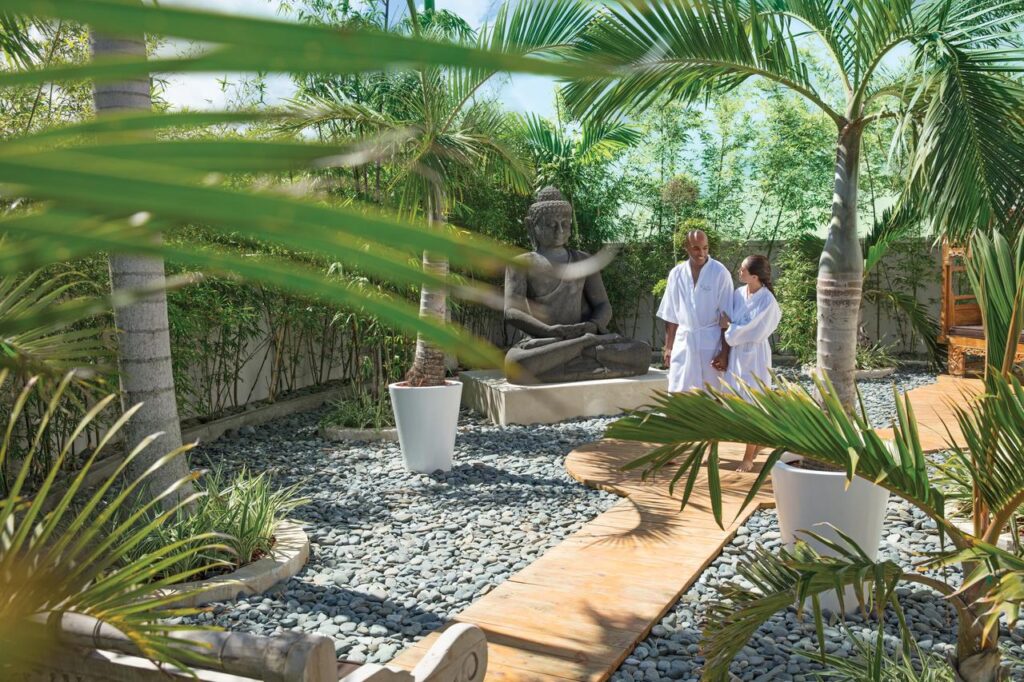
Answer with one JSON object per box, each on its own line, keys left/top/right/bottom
{"left": 391, "top": 376, "right": 979, "bottom": 681}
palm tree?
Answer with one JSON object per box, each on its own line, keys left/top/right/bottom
{"left": 91, "top": 25, "right": 192, "bottom": 509}
{"left": 517, "top": 111, "right": 640, "bottom": 197}
{"left": 285, "top": 0, "right": 595, "bottom": 386}
{"left": 563, "top": 0, "right": 1024, "bottom": 409}
{"left": 607, "top": 230, "right": 1024, "bottom": 680}
{"left": 515, "top": 110, "right": 640, "bottom": 245}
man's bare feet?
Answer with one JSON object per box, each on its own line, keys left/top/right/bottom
{"left": 737, "top": 459, "right": 755, "bottom": 472}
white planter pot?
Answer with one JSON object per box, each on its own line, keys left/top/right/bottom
{"left": 389, "top": 380, "right": 462, "bottom": 474}
{"left": 772, "top": 456, "right": 890, "bottom": 614}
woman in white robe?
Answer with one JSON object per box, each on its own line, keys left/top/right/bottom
{"left": 719, "top": 255, "right": 782, "bottom": 471}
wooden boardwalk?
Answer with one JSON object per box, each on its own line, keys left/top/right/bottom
{"left": 390, "top": 376, "right": 979, "bottom": 681}
{"left": 874, "top": 374, "right": 981, "bottom": 452}
{"left": 392, "top": 440, "right": 773, "bottom": 681}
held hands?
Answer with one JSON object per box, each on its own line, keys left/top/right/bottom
{"left": 719, "top": 312, "right": 731, "bottom": 330}
{"left": 711, "top": 349, "right": 729, "bottom": 372}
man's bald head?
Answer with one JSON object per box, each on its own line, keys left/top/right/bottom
{"left": 684, "top": 229, "right": 709, "bottom": 268}
{"left": 686, "top": 229, "right": 708, "bottom": 247}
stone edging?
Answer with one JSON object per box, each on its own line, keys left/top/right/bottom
{"left": 182, "top": 385, "right": 351, "bottom": 444}
{"left": 800, "top": 364, "right": 896, "bottom": 380}
{"left": 154, "top": 520, "right": 309, "bottom": 608}
{"left": 319, "top": 425, "right": 398, "bottom": 442}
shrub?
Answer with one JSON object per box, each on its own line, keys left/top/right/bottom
{"left": 856, "top": 342, "right": 898, "bottom": 370}
{"left": 322, "top": 390, "right": 395, "bottom": 430}
{"left": 120, "top": 468, "right": 308, "bottom": 582}
{"left": 775, "top": 244, "right": 818, "bottom": 363}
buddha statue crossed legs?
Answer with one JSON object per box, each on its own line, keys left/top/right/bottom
{"left": 503, "top": 187, "right": 651, "bottom": 385}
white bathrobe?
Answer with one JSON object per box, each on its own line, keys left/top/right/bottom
{"left": 657, "top": 258, "right": 734, "bottom": 393}
{"left": 724, "top": 286, "right": 782, "bottom": 400}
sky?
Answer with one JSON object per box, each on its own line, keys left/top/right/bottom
{"left": 158, "top": 0, "right": 560, "bottom": 118}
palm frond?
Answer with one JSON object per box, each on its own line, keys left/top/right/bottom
{"left": 814, "top": 625, "right": 955, "bottom": 681}
{"left": 0, "top": 268, "right": 113, "bottom": 377}
{"left": 0, "top": 0, "right": 602, "bottom": 89}
{"left": 576, "top": 117, "right": 642, "bottom": 162}
{"left": 607, "top": 376, "right": 949, "bottom": 527}
{"left": 927, "top": 538, "right": 1024, "bottom": 642}
{"left": 0, "top": 12, "right": 41, "bottom": 68}
{"left": 0, "top": 372, "right": 223, "bottom": 673}
{"left": 563, "top": 0, "right": 842, "bottom": 123}
{"left": 948, "top": 373, "right": 1024, "bottom": 534}
{"left": 903, "top": 40, "right": 1024, "bottom": 241}
{"left": 701, "top": 531, "right": 907, "bottom": 680}
{"left": 965, "top": 231, "right": 1024, "bottom": 381}
{"left": 0, "top": 212, "right": 506, "bottom": 370}
{"left": 863, "top": 202, "right": 922, "bottom": 275}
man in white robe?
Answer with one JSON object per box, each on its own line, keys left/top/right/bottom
{"left": 657, "top": 230, "right": 734, "bottom": 393}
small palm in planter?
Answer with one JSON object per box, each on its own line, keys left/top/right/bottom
{"left": 607, "top": 232, "right": 1024, "bottom": 682}
{"left": 284, "top": 0, "right": 594, "bottom": 472}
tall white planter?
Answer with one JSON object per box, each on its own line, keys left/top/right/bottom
{"left": 772, "top": 456, "right": 890, "bottom": 614}
{"left": 389, "top": 380, "right": 462, "bottom": 474}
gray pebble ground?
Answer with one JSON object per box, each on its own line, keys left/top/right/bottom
{"left": 186, "top": 370, "right": 1024, "bottom": 679}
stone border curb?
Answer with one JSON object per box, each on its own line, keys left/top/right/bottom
{"left": 800, "top": 364, "right": 896, "bottom": 380}
{"left": 154, "top": 520, "right": 309, "bottom": 608}
{"left": 319, "top": 425, "right": 398, "bottom": 442}
{"left": 182, "top": 385, "right": 351, "bottom": 444}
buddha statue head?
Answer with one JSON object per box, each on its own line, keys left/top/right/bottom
{"left": 525, "top": 186, "right": 573, "bottom": 250}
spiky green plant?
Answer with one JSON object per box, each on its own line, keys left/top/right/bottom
{"left": 607, "top": 232, "right": 1024, "bottom": 682}
{"left": 0, "top": 370, "right": 225, "bottom": 675}
{"left": 119, "top": 467, "right": 308, "bottom": 582}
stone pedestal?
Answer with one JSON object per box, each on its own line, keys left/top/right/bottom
{"left": 460, "top": 368, "right": 667, "bottom": 426}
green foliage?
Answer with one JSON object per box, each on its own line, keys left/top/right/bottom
{"left": 603, "top": 238, "right": 675, "bottom": 342}
{"left": 324, "top": 391, "right": 394, "bottom": 430}
{"left": 814, "top": 628, "right": 955, "bottom": 681}
{"left": 119, "top": 468, "right": 308, "bottom": 582}
{"left": 775, "top": 245, "right": 818, "bottom": 364}
{"left": 0, "top": 266, "right": 114, "bottom": 494}
{"left": 0, "top": 372, "right": 220, "bottom": 674}
{"left": 321, "top": 341, "right": 412, "bottom": 430}
{"left": 0, "top": 20, "right": 93, "bottom": 140}
{"left": 856, "top": 343, "right": 898, "bottom": 371}
{"left": 0, "top": 0, "right": 612, "bottom": 376}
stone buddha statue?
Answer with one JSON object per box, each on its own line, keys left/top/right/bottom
{"left": 503, "top": 187, "right": 651, "bottom": 385}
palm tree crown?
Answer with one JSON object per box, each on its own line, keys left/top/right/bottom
{"left": 563, "top": 0, "right": 1024, "bottom": 407}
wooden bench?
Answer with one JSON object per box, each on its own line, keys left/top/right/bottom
{"left": 21, "top": 613, "right": 486, "bottom": 682}
{"left": 941, "top": 241, "right": 1024, "bottom": 375}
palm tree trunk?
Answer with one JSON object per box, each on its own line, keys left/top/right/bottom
{"left": 954, "top": 647, "right": 1002, "bottom": 682}
{"left": 406, "top": 205, "right": 448, "bottom": 387}
{"left": 816, "top": 122, "right": 864, "bottom": 410}
{"left": 92, "top": 31, "right": 192, "bottom": 510}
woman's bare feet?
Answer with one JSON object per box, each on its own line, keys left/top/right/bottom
{"left": 737, "top": 443, "right": 762, "bottom": 472}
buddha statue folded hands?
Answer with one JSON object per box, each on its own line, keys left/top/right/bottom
{"left": 503, "top": 187, "right": 651, "bottom": 385}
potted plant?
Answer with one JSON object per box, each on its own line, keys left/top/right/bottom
{"left": 771, "top": 452, "right": 890, "bottom": 613}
